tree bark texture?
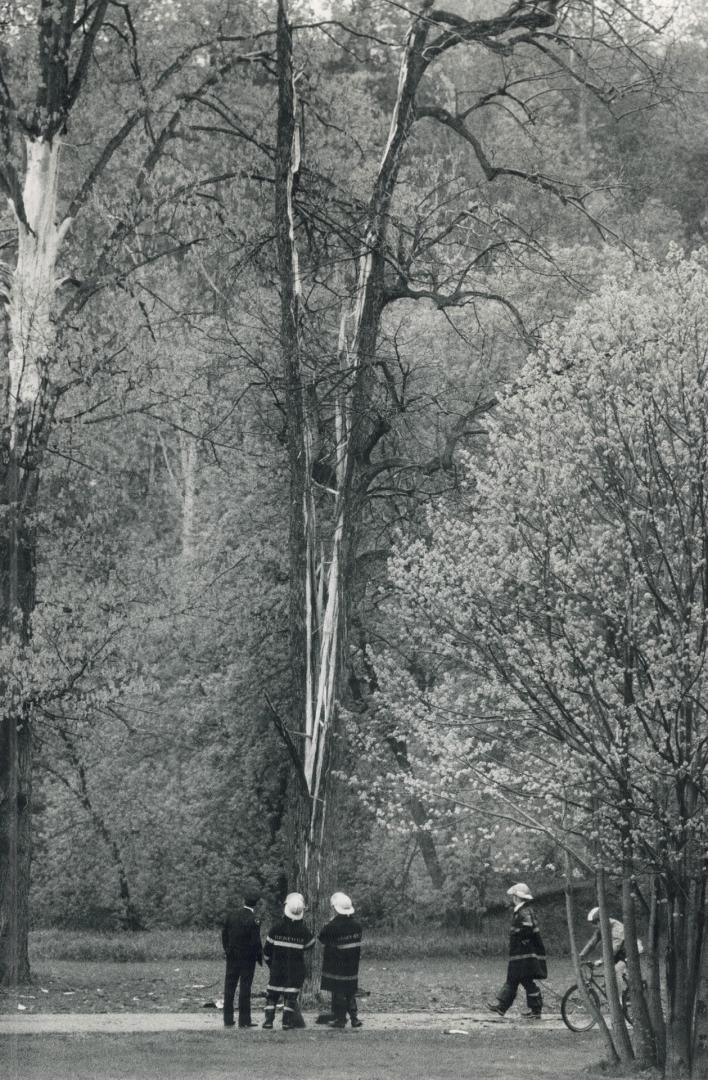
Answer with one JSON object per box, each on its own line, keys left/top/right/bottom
{"left": 0, "top": 136, "right": 65, "bottom": 986}
{"left": 563, "top": 868, "right": 619, "bottom": 1064}
{"left": 275, "top": 0, "right": 336, "bottom": 994}
{"left": 596, "top": 864, "right": 635, "bottom": 1065}
{"left": 695, "top": 915, "right": 708, "bottom": 1078}
{"left": 646, "top": 875, "right": 667, "bottom": 1070}
{"left": 0, "top": 0, "right": 111, "bottom": 984}
{"left": 620, "top": 861, "right": 656, "bottom": 1068}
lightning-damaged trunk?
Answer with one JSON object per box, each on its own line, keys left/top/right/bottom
{"left": 273, "top": 7, "right": 434, "bottom": 994}
{"left": 275, "top": 4, "right": 343, "bottom": 994}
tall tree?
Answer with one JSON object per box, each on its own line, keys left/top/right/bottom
{"left": 0, "top": 0, "right": 114, "bottom": 987}
{"left": 271, "top": 0, "right": 667, "bottom": 951}
{"left": 0, "top": 0, "right": 270, "bottom": 986}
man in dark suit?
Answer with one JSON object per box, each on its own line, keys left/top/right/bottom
{"left": 221, "top": 884, "right": 263, "bottom": 1028}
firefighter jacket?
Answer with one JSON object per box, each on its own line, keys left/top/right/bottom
{"left": 507, "top": 902, "right": 547, "bottom": 981}
{"left": 318, "top": 913, "right": 363, "bottom": 994}
{"left": 264, "top": 916, "right": 316, "bottom": 993}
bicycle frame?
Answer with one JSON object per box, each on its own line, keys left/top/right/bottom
{"left": 561, "top": 961, "right": 632, "bottom": 1033}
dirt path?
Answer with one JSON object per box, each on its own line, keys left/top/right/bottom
{"left": 0, "top": 1009, "right": 570, "bottom": 1035}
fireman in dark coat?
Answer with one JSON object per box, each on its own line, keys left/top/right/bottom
{"left": 262, "top": 892, "right": 316, "bottom": 1030}
{"left": 221, "top": 883, "right": 263, "bottom": 1027}
{"left": 488, "top": 882, "right": 547, "bottom": 1018}
{"left": 319, "top": 892, "right": 363, "bottom": 1028}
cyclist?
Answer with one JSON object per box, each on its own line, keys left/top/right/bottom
{"left": 579, "top": 907, "right": 626, "bottom": 988}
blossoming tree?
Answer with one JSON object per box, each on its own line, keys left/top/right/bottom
{"left": 379, "top": 250, "right": 708, "bottom": 1078}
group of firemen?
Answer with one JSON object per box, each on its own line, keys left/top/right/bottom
{"left": 221, "top": 880, "right": 624, "bottom": 1030}
{"left": 221, "top": 886, "right": 362, "bottom": 1030}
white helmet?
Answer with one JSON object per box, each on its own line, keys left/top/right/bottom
{"left": 284, "top": 892, "right": 305, "bottom": 921}
{"left": 331, "top": 891, "right": 355, "bottom": 916}
{"left": 587, "top": 907, "right": 600, "bottom": 922}
{"left": 506, "top": 882, "right": 533, "bottom": 901}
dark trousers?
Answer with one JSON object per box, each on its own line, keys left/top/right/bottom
{"left": 264, "top": 989, "right": 300, "bottom": 1028}
{"left": 332, "top": 991, "right": 358, "bottom": 1024}
{"left": 223, "top": 956, "right": 256, "bottom": 1026}
{"left": 497, "top": 975, "right": 543, "bottom": 1015}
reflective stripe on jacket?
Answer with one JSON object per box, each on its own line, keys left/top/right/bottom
{"left": 319, "top": 914, "right": 362, "bottom": 993}
{"left": 264, "top": 916, "right": 315, "bottom": 992}
{"left": 507, "top": 902, "right": 547, "bottom": 981}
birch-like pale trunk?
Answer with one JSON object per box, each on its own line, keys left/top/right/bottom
{"left": 0, "top": 0, "right": 232, "bottom": 985}
{"left": 8, "top": 138, "right": 71, "bottom": 424}
{"left": 0, "top": 134, "right": 69, "bottom": 987}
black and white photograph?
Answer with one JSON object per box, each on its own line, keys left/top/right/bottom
{"left": 0, "top": 1, "right": 707, "bottom": 1077}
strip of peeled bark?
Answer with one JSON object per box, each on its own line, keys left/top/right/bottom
{"left": 274, "top": 0, "right": 333, "bottom": 996}
{"left": 8, "top": 138, "right": 70, "bottom": 430}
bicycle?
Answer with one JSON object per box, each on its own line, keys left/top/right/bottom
{"left": 561, "top": 961, "right": 633, "bottom": 1032}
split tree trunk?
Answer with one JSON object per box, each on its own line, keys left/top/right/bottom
{"left": 273, "top": 3, "right": 445, "bottom": 949}
{"left": 272, "top": 0, "right": 573, "bottom": 986}
{"left": 274, "top": 2, "right": 339, "bottom": 995}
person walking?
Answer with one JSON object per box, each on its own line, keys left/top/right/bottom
{"left": 319, "top": 892, "right": 363, "bottom": 1029}
{"left": 488, "top": 882, "right": 547, "bottom": 1019}
{"left": 221, "top": 883, "right": 263, "bottom": 1028}
{"left": 262, "top": 892, "right": 315, "bottom": 1030}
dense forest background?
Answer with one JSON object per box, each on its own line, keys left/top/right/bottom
{"left": 0, "top": 0, "right": 704, "bottom": 936}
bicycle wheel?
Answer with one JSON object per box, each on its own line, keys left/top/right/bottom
{"left": 561, "top": 984, "right": 602, "bottom": 1032}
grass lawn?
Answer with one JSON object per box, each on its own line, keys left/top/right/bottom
{"left": 1, "top": 956, "right": 578, "bottom": 1015}
{"left": 1, "top": 945, "right": 610, "bottom": 1079}
{"left": 2, "top": 1026, "right": 607, "bottom": 1080}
